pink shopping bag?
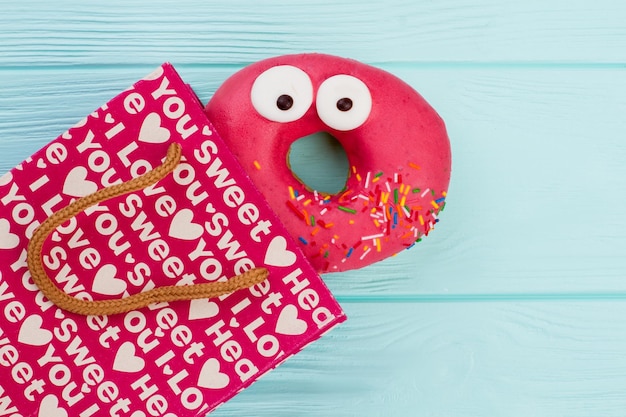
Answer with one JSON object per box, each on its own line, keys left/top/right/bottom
{"left": 0, "top": 63, "right": 345, "bottom": 416}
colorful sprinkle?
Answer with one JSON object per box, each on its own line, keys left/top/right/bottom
{"left": 253, "top": 160, "right": 261, "bottom": 170}
{"left": 362, "top": 233, "right": 385, "bottom": 241}
{"left": 338, "top": 206, "right": 357, "bottom": 214}
{"left": 299, "top": 237, "right": 309, "bottom": 245}
{"left": 287, "top": 200, "right": 305, "bottom": 219}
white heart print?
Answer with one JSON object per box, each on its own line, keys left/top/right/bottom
{"left": 62, "top": 166, "right": 98, "bottom": 197}
{"left": 138, "top": 112, "right": 171, "bottom": 143}
{"left": 264, "top": 236, "right": 297, "bottom": 267}
{"left": 188, "top": 299, "right": 220, "bottom": 320}
{"left": 202, "top": 125, "right": 213, "bottom": 136}
{"left": 0, "top": 218, "right": 19, "bottom": 250}
{"left": 18, "top": 315, "right": 53, "bottom": 346}
{"left": 275, "top": 304, "right": 308, "bottom": 336}
{"left": 113, "top": 341, "right": 145, "bottom": 373}
{"left": 38, "top": 394, "right": 68, "bottom": 417}
{"left": 92, "top": 264, "right": 127, "bottom": 295}
{"left": 198, "top": 358, "right": 230, "bottom": 389}
{"left": 169, "top": 208, "right": 204, "bottom": 240}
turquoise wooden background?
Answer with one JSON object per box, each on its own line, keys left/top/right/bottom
{"left": 2, "top": 1, "right": 626, "bottom": 416}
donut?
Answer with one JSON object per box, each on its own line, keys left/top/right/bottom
{"left": 205, "top": 53, "right": 451, "bottom": 273}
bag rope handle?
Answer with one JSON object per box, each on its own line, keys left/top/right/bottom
{"left": 26, "top": 143, "right": 268, "bottom": 316}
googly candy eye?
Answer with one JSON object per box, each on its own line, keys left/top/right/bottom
{"left": 251, "top": 65, "right": 314, "bottom": 123}
{"left": 316, "top": 74, "right": 372, "bottom": 131}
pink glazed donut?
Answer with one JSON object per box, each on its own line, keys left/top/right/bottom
{"left": 205, "top": 53, "right": 451, "bottom": 273}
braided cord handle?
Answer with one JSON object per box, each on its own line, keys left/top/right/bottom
{"left": 26, "top": 143, "right": 268, "bottom": 316}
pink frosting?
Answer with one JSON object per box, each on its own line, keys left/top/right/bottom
{"left": 205, "top": 53, "right": 451, "bottom": 273}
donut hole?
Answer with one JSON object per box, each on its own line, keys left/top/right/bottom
{"left": 287, "top": 132, "right": 350, "bottom": 195}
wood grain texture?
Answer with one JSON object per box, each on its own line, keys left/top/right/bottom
{"left": 2, "top": 0, "right": 626, "bottom": 66}
{"left": 1, "top": 1, "right": 626, "bottom": 416}
{"left": 213, "top": 301, "right": 626, "bottom": 417}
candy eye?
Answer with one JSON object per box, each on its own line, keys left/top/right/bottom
{"left": 251, "top": 65, "right": 314, "bottom": 123}
{"left": 316, "top": 75, "right": 372, "bottom": 131}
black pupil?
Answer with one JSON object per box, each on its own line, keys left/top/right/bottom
{"left": 277, "top": 94, "right": 294, "bottom": 111}
{"left": 336, "top": 97, "right": 353, "bottom": 112}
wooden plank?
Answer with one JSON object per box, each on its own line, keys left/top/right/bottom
{"left": 211, "top": 301, "right": 626, "bottom": 417}
{"left": 1, "top": 67, "right": 625, "bottom": 296}
{"left": 1, "top": 1, "right": 626, "bottom": 66}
